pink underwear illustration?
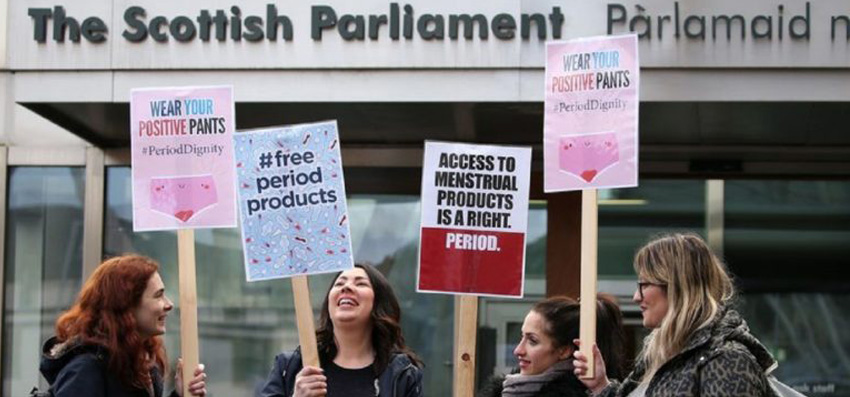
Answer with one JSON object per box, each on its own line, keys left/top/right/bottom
{"left": 558, "top": 132, "right": 620, "bottom": 182}
{"left": 150, "top": 175, "right": 218, "bottom": 222}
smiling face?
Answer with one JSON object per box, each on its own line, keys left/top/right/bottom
{"left": 513, "top": 311, "right": 571, "bottom": 375}
{"left": 133, "top": 272, "right": 173, "bottom": 338}
{"left": 328, "top": 267, "right": 375, "bottom": 328}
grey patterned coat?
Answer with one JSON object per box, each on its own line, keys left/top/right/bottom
{"left": 600, "top": 308, "right": 779, "bottom": 397}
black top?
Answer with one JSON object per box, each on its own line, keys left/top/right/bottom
{"left": 326, "top": 360, "right": 378, "bottom": 397}
{"left": 260, "top": 348, "right": 424, "bottom": 397}
{"left": 40, "top": 336, "right": 177, "bottom": 397}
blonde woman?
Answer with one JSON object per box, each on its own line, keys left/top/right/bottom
{"left": 574, "top": 233, "right": 778, "bottom": 397}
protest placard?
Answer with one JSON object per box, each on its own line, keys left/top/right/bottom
{"left": 543, "top": 34, "right": 640, "bottom": 379}
{"left": 130, "top": 85, "right": 236, "bottom": 395}
{"left": 544, "top": 34, "right": 639, "bottom": 193}
{"left": 233, "top": 120, "right": 353, "bottom": 367}
{"left": 234, "top": 120, "right": 353, "bottom": 282}
{"left": 417, "top": 141, "right": 530, "bottom": 397}
{"left": 131, "top": 86, "right": 236, "bottom": 231}
{"left": 417, "top": 141, "right": 531, "bottom": 298}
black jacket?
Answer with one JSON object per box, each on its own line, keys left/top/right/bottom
{"left": 600, "top": 308, "right": 778, "bottom": 397}
{"left": 476, "top": 369, "right": 589, "bottom": 397}
{"left": 258, "top": 348, "right": 423, "bottom": 397}
{"left": 40, "top": 336, "right": 177, "bottom": 397}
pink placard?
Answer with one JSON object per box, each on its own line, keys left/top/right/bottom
{"left": 130, "top": 86, "right": 236, "bottom": 231}
{"left": 544, "top": 35, "right": 639, "bottom": 192}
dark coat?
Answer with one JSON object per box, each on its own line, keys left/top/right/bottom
{"left": 40, "top": 336, "right": 177, "bottom": 397}
{"left": 601, "top": 309, "right": 778, "bottom": 397}
{"left": 477, "top": 370, "right": 589, "bottom": 397}
{"left": 258, "top": 348, "right": 423, "bottom": 397}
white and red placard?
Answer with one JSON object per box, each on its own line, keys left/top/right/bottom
{"left": 417, "top": 141, "right": 531, "bottom": 298}
{"left": 130, "top": 85, "right": 236, "bottom": 231}
{"left": 544, "top": 34, "right": 639, "bottom": 192}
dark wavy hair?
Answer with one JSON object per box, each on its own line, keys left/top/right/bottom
{"left": 55, "top": 255, "right": 168, "bottom": 389}
{"left": 530, "top": 294, "right": 627, "bottom": 381}
{"left": 316, "top": 263, "right": 422, "bottom": 375}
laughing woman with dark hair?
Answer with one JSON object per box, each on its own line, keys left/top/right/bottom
{"left": 39, "top": 255, "right": 207, "bottom": 397}
{"left": 260, "top": 263, "right": 423, "bottom": 397}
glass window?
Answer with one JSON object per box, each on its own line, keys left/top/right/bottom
{"left": 598, "top": 180, "right": 706, "bottom": 279}
{"left": 525, "top": 202, "right": 548, "bottom": 285}
{"left": 725, "top": 180, "right": 850, "bottom": 291}
{"left": 3, "top": 167, "right": 85, "bottom": 396}
{"left": 103, "top": 167, "right": 457, "bottom": 395}
{"left": 726, "top": 180, "right": 850, "bottom": 394}
{"left": 740, "top": 293, "right": 850, "bottom": 395}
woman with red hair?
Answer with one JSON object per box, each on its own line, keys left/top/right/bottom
{"left": 39, "top": 254, "right": 208, "bottom": 396}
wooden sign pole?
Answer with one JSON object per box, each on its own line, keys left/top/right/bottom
{"left": 453, "top": 295, "right": 479, "bottom": 397}
{"left": 292, "top": 275, "right": 320, "bottom": 367}
{"left": 177, "top": 229, "right": 200, "bottom": 397}
{"left": 579, "top": 189, "right": 598, "bottom": 379}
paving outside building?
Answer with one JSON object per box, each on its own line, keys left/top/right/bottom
{"left": 1, "top": 0, "right": 849, "bottom": 396}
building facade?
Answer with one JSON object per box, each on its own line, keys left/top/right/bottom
{"left": 1, "top": 0, "right": 849, "bottom": 395}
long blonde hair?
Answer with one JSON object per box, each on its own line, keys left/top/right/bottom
{"left": 634, "top": 233, "right": 734, "bottom": 381}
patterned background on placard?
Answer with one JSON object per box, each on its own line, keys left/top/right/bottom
{"left": 233, "top": 121, "right": 353, "bottom": 281}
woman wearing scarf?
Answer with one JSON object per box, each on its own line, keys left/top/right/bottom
{"left": 478, "top": 295, "right": 626, "bottom": 397}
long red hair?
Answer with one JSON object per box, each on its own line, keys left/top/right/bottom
{"left": 55, "top": 255, "right": 168, "bottom": 389}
